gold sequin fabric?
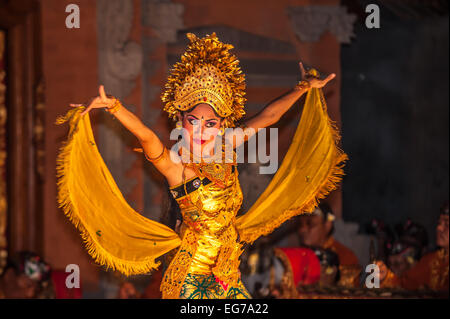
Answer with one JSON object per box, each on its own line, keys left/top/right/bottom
{"left": 160, "top": 161, "right": 251, "bottom": 299}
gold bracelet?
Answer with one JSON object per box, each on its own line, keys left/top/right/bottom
{"left": 295, "top": 80, "right": 311, "bottom": 91}
{"left": 144, "top": 146, "right": 167, "bottom": 164}
{"left": 106, "top": 98, "right": 122, "bottom": 114}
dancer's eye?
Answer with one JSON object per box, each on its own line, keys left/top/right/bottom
{"left": 205, "top": 121, "right": 217, "bottom": 128}
{"left": 188, "top": 118, "right": 200, "bottom": 126}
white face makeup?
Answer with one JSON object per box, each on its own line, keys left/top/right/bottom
{"left": 181, "top": 104, "right": 222, "bottom": 155}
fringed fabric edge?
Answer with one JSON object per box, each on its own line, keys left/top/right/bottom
{"left": 238, "top": 88, "right": 349, "bottom": 244}
{"left": 56, "top": 108, "right": 161, "bottom": 276}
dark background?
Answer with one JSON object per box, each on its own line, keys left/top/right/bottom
{"left": 341, "top": 0, "right": 449, "bottom": 246}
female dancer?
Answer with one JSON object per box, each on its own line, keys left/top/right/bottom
{"left": 57, "top": 33, "right": 346, "bottom": 299}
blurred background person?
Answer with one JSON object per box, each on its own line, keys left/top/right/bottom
{"left": 0, "top": 251, "right": 52, "bottom": 299}
{"left": 313, "top": 248, "right": 340, "bottom": 287}
{"left": 239, "top": 238, "right": 276, "bottom": 298}
{"left": 297, "top": 202, "right": 361, "bottom": 287}
{"left": 263, "top": 246, "right": 340, "bottom": 298}
{"left": 377, "top": 201, "right": 449, "bottom": 292}
{"left": 269, "top": 247, "right": 321, "bottom": 298}
{"left": 117, "top": 281, "right": 140, "bottom": 299}
{"left": 116, "top": 268, "right": 163, "bottom": 299}
{"left": 386, "top": 219, "right": 429, "bottom": 278}
{"left": 366, "top": 218, "right": 395, "bottom": 263}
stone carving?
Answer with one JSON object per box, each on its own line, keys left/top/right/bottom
{"left": 169, "top": 26, "right": 299, "bottom": 89}
{"left": 96, "top": 0, "right": 143, "bottom": 204}
{"left": 142, "top": 0, "right": 184, "bottom": 43}
{"left": 171, "top": 25, "right": 296, "bottom": 54}
{"left": 287, "top": 6, "right": 357, "bottom": 44}
{"left": 97, "top": 0, "right": 143, "bottom": 99}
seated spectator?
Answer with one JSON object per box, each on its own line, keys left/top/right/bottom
{"left": 394, "top": 218, "right": 429, "bottom": 256}
{"left": 267, "top": 246, "right": 340, "bottom": 298}
{"left": 378, "top": 202, "right": 449, "bottom": 292}
{"left": 297, "top": 202, "right": 361, "bottom": 287}
{"left": 239, "top": 238, "right": 277, "bottom": 298}
{"left": 117, "top": 281, "right": 140, "bottom": 299}
{"left": 270, "top": 247, "right": 321, "bottom": 298}
{"left": 366, "top": 218, "right": 395, "bottom": 262}
{"left": 116, "top": 268, "right": 163, "bottom": 299}
{"left": 0, "top": 251, "right": 53, "bottom": 299}
{"left": 387, "top": 219, "right": 429, "bottom": 278}
{"left": 387, "top": 240, "right": 420, "bottom": 278}
{"left": 313, "top": 248, "right": 340, "bottom": 287}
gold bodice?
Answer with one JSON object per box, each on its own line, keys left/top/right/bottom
{"left": 161, "top": 161, "right": 244, "bottom": 298}
{"left": 178, "top": 165, "right": 242, "bottom": 273}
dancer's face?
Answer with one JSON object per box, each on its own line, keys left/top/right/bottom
{"left": 181, "top": 103, "right": 222, "bottom": 155}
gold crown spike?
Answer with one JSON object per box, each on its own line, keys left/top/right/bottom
{"left": 162, "top": 33, "right": 246, "bottom": 128}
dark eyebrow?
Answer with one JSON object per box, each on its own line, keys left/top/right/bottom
{"left": 186, "top": 115, "right": 218, "bottom": 121}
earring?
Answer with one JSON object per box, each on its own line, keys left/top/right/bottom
{"left": 218, "top": 127, "right": 225, "bottom": 136}
{"left": 176, "top": 121, "right": 182, "bottom": 129}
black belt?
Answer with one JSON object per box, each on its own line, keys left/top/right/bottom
{"left": 170, "top": 165, "right": 236, "bottom": 200}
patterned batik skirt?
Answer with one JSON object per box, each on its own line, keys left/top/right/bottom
{"left": 179, "top": 273, "right": 251, "bottom": 299}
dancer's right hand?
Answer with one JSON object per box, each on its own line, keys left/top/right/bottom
{"left": 70, "top": 85, "right": 116, "bottom": 116}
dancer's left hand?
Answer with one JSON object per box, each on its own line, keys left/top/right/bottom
{"left": 70, "top": 85, "right": 115, "bottom": 116}
{"left": 299, "top": 62, "right": 336, "bottom": 88}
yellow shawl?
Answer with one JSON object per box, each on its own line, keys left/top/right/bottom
{"left": 56, "top": 86, "right": 347, "bottom": 276}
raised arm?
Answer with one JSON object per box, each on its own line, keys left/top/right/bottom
{"left": 72, "top": 85, "right": 181, "bottom": 179}
{"left": 227, "top": 62, "right": 335, "bottom": 147}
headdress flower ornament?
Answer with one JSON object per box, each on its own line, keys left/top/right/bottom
{"left": 312, "top": 207, "right": 335, "bottom": 222}
{"left": 161, "top": 32, "right": 246, "bottom": 128}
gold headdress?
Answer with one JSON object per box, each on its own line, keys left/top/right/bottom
{"left": 162, "top": 33, "right": 246, "bottom": 128}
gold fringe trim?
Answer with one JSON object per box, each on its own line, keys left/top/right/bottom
{"left": 238, "top": 89, "right": 349, "bottom": 244}
{"left": 56, "top": 108, "right": 160, "bottom": 276}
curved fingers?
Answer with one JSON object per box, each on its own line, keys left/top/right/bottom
{"left": 299, "top": 62, "right": 306, "bottom": 79}
{"left": 99, "top": 85, "right": 108, "bottom": 102}
{"left": 323, "top": 73, "right": 336, "bottom": 85}
{"left": 80, "top": 105, "right": 94, "bottom": 116}
{"left": 310, "top": 73, "right": 336, "bottom": 88}
{"left": 80, "top": 98, "right": 107, "bottom": 116}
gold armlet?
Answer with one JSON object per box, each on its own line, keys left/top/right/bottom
{"left": 295, "top": 80, "right": 311, "bottom": 92}
{"left": 106, "top": 98, "right": 122, "bottom": 114}
{"left": 144, "top": 146, "right": 167, "bottom": 164}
